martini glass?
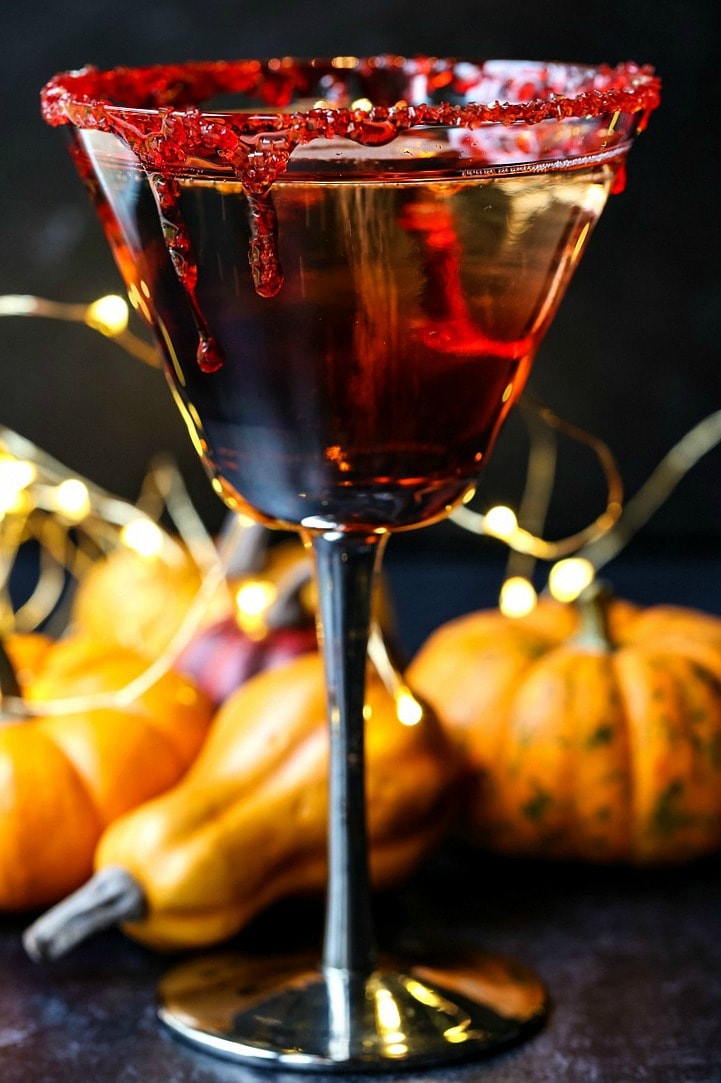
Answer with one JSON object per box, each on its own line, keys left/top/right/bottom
{"left": 41, "top": 56, "right": 659, "bottom": 1071}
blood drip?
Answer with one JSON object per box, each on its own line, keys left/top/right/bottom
{"left": 148, "top": 173, "right": 225, "bottom": 372}
{"left": 246, "top": 194, "right": 282, "bottom": 298}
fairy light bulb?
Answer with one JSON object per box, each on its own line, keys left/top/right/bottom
{"left": 85, "top": 294, "right": 129, "bottom": 337}
{"left": 120, "top": 517, "right": 165, "bottom": 559}
{"left": 0, "top": 456, "right": 36, "bottom": 490}
{"left": 0, "top": 456, "right": 37, "bottom": 513}
{"left": 235, "top": 579, "right": 277, "bottom": 617}
{"left": 395, "top": 687, "right": 424, "bottom": 727}
{"left": 484, "top": 505, "right": 518, "bottom": 541}
{"left": 548, "top": 557, "right": 596, "bottom": 602}
{"left": 234, "top": 578, "right": 278, "bottom": 638}
{"left": 52, "top": 478, "right": 91, "bottom": 521}
{"left": 499, "top": 576, "right": 538, "bottom": 618}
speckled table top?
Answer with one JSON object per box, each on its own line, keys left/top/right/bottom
{"left": 1, "top": 845, "right": 720, "bottom": 1083}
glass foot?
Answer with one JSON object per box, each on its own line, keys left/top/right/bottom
{"left": 157, "top": 949, "right": 548, "bottom": 1071}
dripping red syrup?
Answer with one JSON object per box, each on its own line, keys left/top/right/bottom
{"left": 148, "top": 172, "right": 225, "bottom": 371}
{"left": 41, "top": 57, "right": 660, "bottom": 372}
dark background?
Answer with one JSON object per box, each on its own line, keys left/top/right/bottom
{"left": 2, "top": 18, "right": 720, "bottom": 1082}
{"left": 1, "top": 1, "right": 719, "bottom": 563}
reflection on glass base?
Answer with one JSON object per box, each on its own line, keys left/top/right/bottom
{"left": 157, "top": 949, "right": 548, "bottom": 1072}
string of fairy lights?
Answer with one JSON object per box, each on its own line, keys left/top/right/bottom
{"left": 2, "top": 289, "right": 720, "bottom": 654}
{"left": 0, "top": 426, "right": 426, "bottom": 724}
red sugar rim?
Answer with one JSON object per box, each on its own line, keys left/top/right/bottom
{"left": 41, "top": 56, "right": 661, "bottom": 155}
{"left": 39, "top": 57, "right": 661, "bottom": 370}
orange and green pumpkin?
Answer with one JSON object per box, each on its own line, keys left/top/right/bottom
{"left": 408, "top": 589, "right": 721, "bottom": 865}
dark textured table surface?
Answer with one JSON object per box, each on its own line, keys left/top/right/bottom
{"left": 3, "top": 543, "right": 721, "bottom": 1082}
{"left": 2, "top": 844, "right": 721, "bottom": 1083}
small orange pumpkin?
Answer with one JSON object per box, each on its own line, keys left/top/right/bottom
{"left": 69, "top": 544, "right": 231, "bottom": 657}
{"left": 0, "top": 633, "right": 214, "bottom": 910}
{"left": 408, "top": 589, "right": 721, "bottom": 865}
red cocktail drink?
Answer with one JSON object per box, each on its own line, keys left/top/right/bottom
{"left": 41, "top": 56, "right": 660, "bottom": 1070}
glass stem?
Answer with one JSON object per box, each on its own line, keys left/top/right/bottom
{"left": 308, "top": 528, "right": 388, "bottom": 977}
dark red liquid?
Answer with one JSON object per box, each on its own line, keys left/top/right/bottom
{"left": 45, "top": 58, "right": 658, "bottom": 531}
{"left": 75, "top": 131, "right": 616, "bottom": 530}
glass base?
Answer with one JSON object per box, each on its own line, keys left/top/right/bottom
{"left": 157, "top": 949, "right": 548, "bottom": 1072}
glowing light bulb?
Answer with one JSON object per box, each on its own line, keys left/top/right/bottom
{"left": 499, "top": 576, "right": 537, "bottom": 618}
{"left": 548, "top": 557, "right": 596, "bottom": 602}
{"left": 235, "top": 579, "right": 277, "bottom": 618}
{"left": 395, "top": 688, "right": 424, "bottom": 726}
{"left": 120, "top": 517, "right": 165, "bottom": 559}
{"left": 85, "top": 294, "right": 129, "bottom": 337}
{"left": 484, "top": 505, "right": 518, "bottom": 541}
{"left": 234, "top": 579, "right": 278, "bottom": 637}
{"left": 0, "top": 457, "right": 37, "bottom": 513}
{"left": 53, "top": 478, "right": 91, "bottom": 520}
{"left": 351, "top": 97, "right": 373, "bottom": 112}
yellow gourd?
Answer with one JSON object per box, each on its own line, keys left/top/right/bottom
{"left": 25, "top": 652, "right": 455, "bottom": 958}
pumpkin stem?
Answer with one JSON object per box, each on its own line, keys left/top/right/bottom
{"left": 223, "top": 520, "right": 274, "bottom": 577}
{"left": 572, "top": 581, "right": 614, "bottom": 653}
{"left": 265, "top": 559, "right": 312, "bottom": 629}
{"left": 22, "top": 866, "right": 146, "bottom": 962}
{"left": 0, "top": 638, "right": 25, "bottom": 719}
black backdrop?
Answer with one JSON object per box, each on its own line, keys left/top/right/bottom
{"left": 1, "top": 0, "right": 719, "bottom": 546}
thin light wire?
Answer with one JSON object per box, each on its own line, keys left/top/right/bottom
{"left": 0, "top": 294, "right": 159, "bottom": 367}
{"left": 451, "top": 394, "right": 624, "bottom": 560}
{"left": 578, "top": 409, "right": 721, "bottom": 572}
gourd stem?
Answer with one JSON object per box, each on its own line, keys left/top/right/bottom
{"left": 308, "top": 529, "right": 388, "bottom": 977}
{"left": 22, "top": 866, "right": 146, "bottom": 962}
